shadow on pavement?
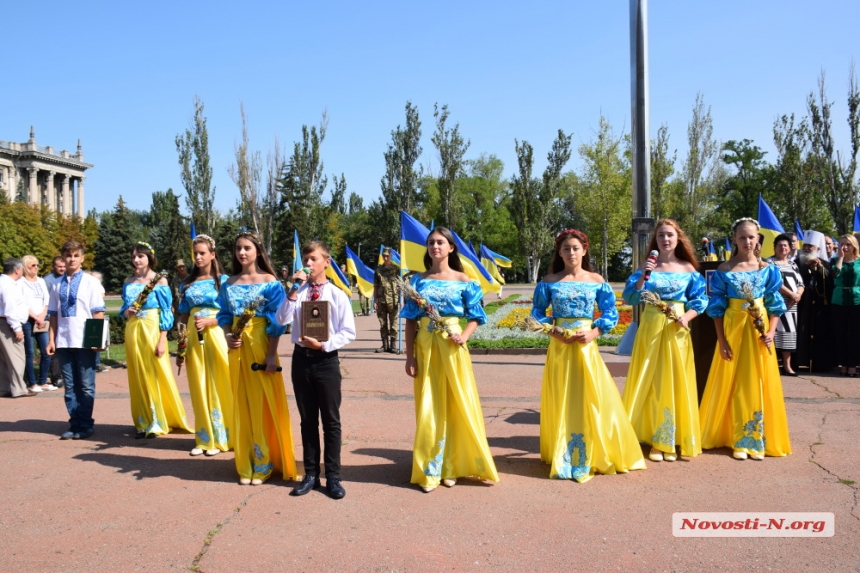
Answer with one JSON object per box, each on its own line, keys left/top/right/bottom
{"left": 350, "top": 447, "right": 416, "bottom": 489}
{"left": 503, "top": 410, "right": 540, "bottom": 425}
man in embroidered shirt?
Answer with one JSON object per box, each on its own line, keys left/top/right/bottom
{"left": 0, "top": 258, "right": 33, "bottom": 398}
{"left": 46, "top": 241, "right": 106, "bottom": 439}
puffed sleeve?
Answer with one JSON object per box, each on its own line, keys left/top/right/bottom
{"left": 530, "top": 281, "right": 552, "bottom": 325}
{"left": 216, "top": 283, "right": 233, "bottom": 328}
{"left": 177, "top": 283, "right": 190, "bottom": 315}
{"left": 262, "top": 282, "right": 287, "bottom": 338}
{"left": 154, "top": 285, "right": 174, "bottom": 331}
{"left": 593, "top": 283, "right": 618, "bottom": 334}
{"left": 685, "top": 272, "right": 708, "bottom": 315}
{"left": 399, "top": 275, "right": 422, "bottom": 320}
{"left": 705, "top": 271, "right": 728, "bottom": 318}
{"left": 622, "top": 270, "right": 645, "bottom": 305}
{"left": 463, "top": 281, "right": 487, "bottom": 325}
{"left": 763, "top": 265, "right": 787, "bottom": 317}
{"left": 118, "top": 283, "right": 131, "bottom": 315}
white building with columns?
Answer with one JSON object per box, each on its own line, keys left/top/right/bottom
{"left": 0, "top": 127, "right": 92, "bottom": 217}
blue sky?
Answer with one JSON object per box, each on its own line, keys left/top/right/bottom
{"left": 3, "top": 1, "right": 859, "bottom": 216}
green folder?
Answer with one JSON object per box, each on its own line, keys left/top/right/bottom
{"left": 83, "top": 318, "right": 109, "bottom": 349}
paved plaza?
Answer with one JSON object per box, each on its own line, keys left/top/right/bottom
{"left": 1, "top": 286, "right": 858, "bottom": 571}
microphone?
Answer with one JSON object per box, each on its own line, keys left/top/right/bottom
{"left": 251, "top": 363, "right": 283, "bottom": 372}
{"left": 642, "top": 250, "right": 659, "bottom": 281}
{"left": 290, "top": 267, "right": 312, "bottom": 291}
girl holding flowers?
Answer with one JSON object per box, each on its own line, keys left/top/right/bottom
{"left": 177, "top": 234, "right": 233, "bottom": 457}
{"left": 699, "top": 218, "right": 791, "bottom": 460}
{"left": 531, "top": 230, "right": 645, "bottom": 482}
{"left": 402, "top": 227, "right": 499, "bottom": 493}
{"left": 216, "top": 231, "right": 296, "bottom": 486}
{"left": 621, "top": 219, "right": 708, "bottom": 462}
{"left": 121, "top": 242, "right": 191, "bottom": 438}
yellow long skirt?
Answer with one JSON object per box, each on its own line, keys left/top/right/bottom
{"left": 541, "top": 318, "right": 646, "bottom": 483}
{"left": 125, "top": 310, "right": 191, "bottom": 435}
{"left": 699, "top": 298, "right": 791, "bottom": 457}
{"left": 229, "top": 317, "right": 297, "bottom": 482}
{"left": 186, "top": 307, "right": 233, "bottom": 451}
{"left": 411, "top": 317, "right": 499, "bottom": 489}
{"left": 621, "top": 303, "right": 702, "bottom": 457}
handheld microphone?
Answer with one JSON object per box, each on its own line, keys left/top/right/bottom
{"left": 642, "top": 250, "right": 659, "bottom": 281}
{"left": 251, "top": 363, "right": 283, "bottom": 372}
{"left": 290, "top": 267, "right": 312, "bottom": 291}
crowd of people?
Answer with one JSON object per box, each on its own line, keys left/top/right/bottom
{"left": 2, "top": 217, "right": 858, "bottom": 496}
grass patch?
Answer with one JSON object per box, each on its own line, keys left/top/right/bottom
{"left": 838, "top": 479, "right": 855, "bottom": 485}
{"left": 482, "top": 294, "right": 520, "bottom": 316}
{"left": 469, "top": 337, "right": 549, "bottom": 349}
{"left": 101, "top": 341, "right": 178, "bottom": 365}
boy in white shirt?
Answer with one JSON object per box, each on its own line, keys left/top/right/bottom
{"left": 47, "top": 241, "right": 106, "bottom": 439}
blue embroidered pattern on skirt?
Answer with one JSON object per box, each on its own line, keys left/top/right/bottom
{"left": 144, "top": 405, "right": 164, "bottom": 435}
{"left": 59, "top": 272, "right": 84, "bottom": 317}
{"left": 254, "top": 443, "right": 264, "bottom": 460}
{"left": 651, "top": 407, "right": 676, "bottom": 447}
{"left": 553, "top": 433, "right": 590, "bottom": 480}
{"left": 733, "top": 410, "right": 764, "bottom": 453}
{"left": 211, "top": 408, "right": 228, "bottom": 444}
{"left": 253, "top": 462, "right": 274, "bottom": 475}
{"left": 550, "top": 283, "right": 596, "bottom": 319}
{"left": 423, "top": 438, "right": 446, "bottom": 477}
{"left": 196, "top": 428, "right": 211, "bottom": 444}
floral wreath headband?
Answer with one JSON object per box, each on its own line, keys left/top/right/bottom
{"left": 556, "top": 229, "right": 589, "bottom": 251}
{"left": 136, "top": 241, "right": 155, "bottom": 255}
{"left": 194, "top": 234, "right": 216, "bottom": 250}
{"left": 731, "top": 217, "right": 760, "bottom": 232}
{"left": 236, "top": 227, "right": 261, "bottom": 241}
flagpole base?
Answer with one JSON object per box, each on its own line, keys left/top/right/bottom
{"left": 614, "top": 321, "right": 638, "bottom": 356}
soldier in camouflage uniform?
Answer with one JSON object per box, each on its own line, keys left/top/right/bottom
{"left": 374, "top": 248, "right": 400, "bottom": 353}
{"left": 170, "top": 259, "right": 189, "bottom": 314}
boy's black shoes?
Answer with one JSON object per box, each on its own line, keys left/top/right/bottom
{"left": 326, "top": 477, "right": 346, "bottom": 500}
{"left": 290, "top": 474, "right": 321, "bottom": 496}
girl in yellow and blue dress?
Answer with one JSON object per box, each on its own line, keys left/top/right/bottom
{"left": 622, "top": 219, "right": 707, "bottom": 462}
{"left": 217, "top": 231, "right": 297, "bottom": 486}
{"left": 177, "top": 234, "right": 233, "bottom": 457}
{"left": 699, "top": 217, "right": 791, "bottom": 460}
{"left": 531, "top": 229, "right": 646, "bottom": 483}
{"left": 121, "top": 242, "right": 191, "bottom": 439}
{"left": 402, "top": 227, "right": 499, "bottom": 493}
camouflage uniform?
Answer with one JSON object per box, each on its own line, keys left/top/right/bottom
{"left": 374, "top": 262, "right": 400, "bottom": 353}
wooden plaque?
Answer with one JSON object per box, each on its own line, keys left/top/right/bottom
{"left": 301, "top": 300, "right": 330, "bottom": 342}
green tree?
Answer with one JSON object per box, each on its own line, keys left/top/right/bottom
{"left": 94, "top": 196, "right": 137, "bottom": 293}
{"left": 0, "top": 203, "right": 56, "bottom": 267}
{"left": 149, "top": 189, "right": 187, "bottom": 272}
{"left": 719, "top": 139, "right": 772, "bottom": 224}
{"left": 378, "top": 101, "right": 424, "bottom": 247}
{"left": 680, "top": 93, "right": 721, "bottom": 240}
{"left": 176, "top": 95, "right": 216, "bottom": 234}
{"left": 228, "top": 102, "right": 264, "bottom": 243}
{"left": 650, "top": 123, "right": 678, "bottom": 221}
{"left": 431, "top": 103, "right": 470, "bottom": 228}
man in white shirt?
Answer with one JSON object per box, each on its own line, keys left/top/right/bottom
{"left": 46, "top": 241, "right": 106, "bottom": 439}
{"left": 0, "top": 258, "right": 33, "bottom": 398}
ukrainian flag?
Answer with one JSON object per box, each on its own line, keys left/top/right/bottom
{"left": 794, "top": 219, "right": 805, "bottom": 248}
{"left": 377, "top": 245, "right": 402, "bottom": 267}
{"left": 450, "top": 229, "right": 500, "bottom": 294}
{"left": 484, "top": 246, "right": 512, "bottom": 268}
{"left": 292, "top": 230, "right": 302, "bottom": 273}
{"left": 345, "top": 245, "right": 374, "bottom": 299}
{"left": 854, "top": 205, "right": 860, "bottom": 233}
{"left": 480, "top": 244, "right": 506, "bottom": 285}
{"left": 400, "top": 211, "right": 431, "bottom": 272}
{"left": 325, "top": 256, "right": 353, "bottom": 297}
{"left": 189, "top": 221, "right": 197, "bottom": 260}
{"left": 757, "top": 195, "right": 785, "bottom": 259}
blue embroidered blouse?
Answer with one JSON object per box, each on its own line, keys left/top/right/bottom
{"left": 178, "top": 275, "right": 229, "bottom": 315}
{"left": 119, "top": 284, "right": 174, "bottom": 331}
{"left": 531, "top": 281, "right": 618, "bottom": 334}
{"left": 622, "top": 270, "right": 709, "bottom": 314}
{"left": 705, "top": 265, "right": 786, "bottom": 318}
{"left": 216, "top": 281, "right": 287, "bottom": 338}
{"left": 400, "top": 276, "right": 487, "bottom": 325}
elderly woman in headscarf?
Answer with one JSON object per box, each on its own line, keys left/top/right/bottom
{"left": 795, "top": 230, "right": 834, "bottom": 373}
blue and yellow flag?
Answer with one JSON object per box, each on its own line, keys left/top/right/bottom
{"left": 450, "top": 229, "right": 500, "bottom": 294}
{"left": 292, "top": 230, "right": 302, "bottom": 273}
{"left": 345, "top": 245, "right": 375, "bottom": 299}
{"left": 325, "top": 256, "right": 352, "bottom": 297}
{"left": 189, "top": 221, "right": 197, "bottom": 261}
{"left": 479, "top": 244, "right": 506, "bottom": 285}
{"left": 400, "top": 211, "right": 431, "bottom": 272}
{"left": 757, "top": 195, "right": 785, "bottom": 259}
{"left": 377, "top": 245, "right": 401, "bottom": 267}
{"left": 483, "top": 246, "right": 512, "bottom": 268}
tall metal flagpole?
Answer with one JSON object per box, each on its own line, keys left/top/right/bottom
{"left": 616, "top": 0, "right": 654, "bottom": 355}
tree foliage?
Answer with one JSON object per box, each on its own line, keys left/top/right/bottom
{"left": 94, "top": 196, "right": 138, "bottom": 293}
{"left": 431, "top": 103, "right": 470, "bottom": 229}
{"left": 176, "top": 95, "right": 216, "bottom": 235}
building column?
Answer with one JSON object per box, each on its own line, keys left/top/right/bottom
{"left": 27, "top": 167, "right": 38, "bottom": 205}
{"left": 45, "top": 170, "right": 55, "bottom": 210}
{"left": 61, "top": 174, "right": 70, "bottom": 216}
{"left": 76, "top": 176, "right": 85, "bottom": 218}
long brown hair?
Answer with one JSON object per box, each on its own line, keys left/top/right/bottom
{"left": 183, "top": 235, "right": 227, "bottom": 290}
{"left": 230, "top": 231, "right": 276, "bottom": 276}
{"left": 423, "top": 227, "right": 465, "bottom": 272}
{"left": 550, "top": 229, "right": 592, "bottom": 273}
{"left": 647, "top": 219, "right": 699, "bottom": 270}
{"left": 131, "top": 242, "right": 158, "bottom": 271}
